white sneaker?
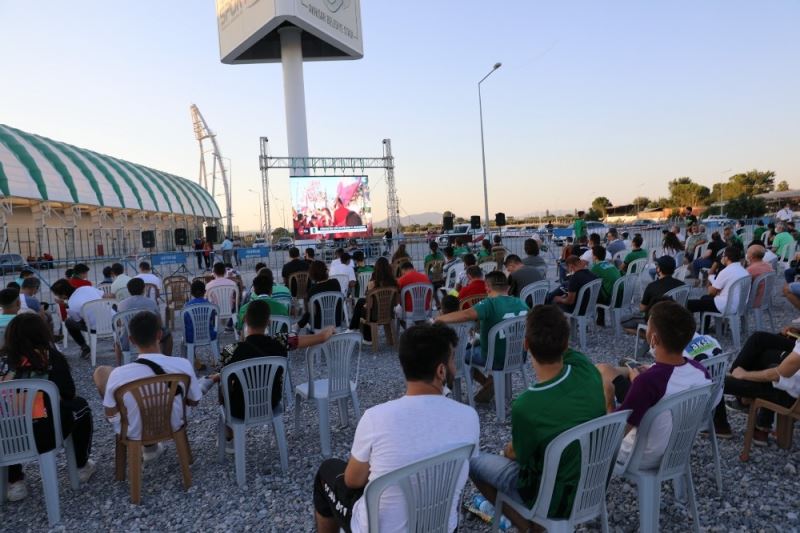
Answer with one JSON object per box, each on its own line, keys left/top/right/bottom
{"left": 792, "top": 317, "right": 800, "bottom": 325}
{"left": 6, "top": 480, "right": 28, "bottom": 502}
{"left": 225, "top": 439, "right": 235, "bottom": 455}
{"left": 77, "top": 458, "right": 97, "bottom": 483}
{"left": 142, "top": 442, "right": 165, "bottom": 463}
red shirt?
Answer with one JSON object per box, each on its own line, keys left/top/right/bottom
{"left": 68, "top": 278, "right": 92, "bottom": 288}
{"left": 458, "top": 279, "right": 487, "bottom": 308}
{"left": 398, "top": 271, "right": 432, "bottom": 311}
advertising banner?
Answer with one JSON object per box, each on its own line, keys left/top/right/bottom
{"left": 290, "top": 175, "right": 372, "bottom": 239}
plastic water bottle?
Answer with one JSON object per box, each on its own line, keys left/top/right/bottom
{"left": 471, "top": 495, "right": 511, "bottom": 531}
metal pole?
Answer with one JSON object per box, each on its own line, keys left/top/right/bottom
{"left": 279, "top": 27, "right": 309, "bottom": 176}
{"left": 478, "top": 62, "right": 501, "bottom": 234}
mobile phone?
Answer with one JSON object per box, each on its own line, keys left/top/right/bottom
{"left": 786, "top": 330, "right": 800, "bottom": 339}
{"left": 623, "top": 359, "right": 642, "bottom": 370}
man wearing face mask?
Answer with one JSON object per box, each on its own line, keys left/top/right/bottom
{"left": 312, "top": 324, "right": 479, "bottom": 533}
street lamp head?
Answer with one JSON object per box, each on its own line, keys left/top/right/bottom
{"left": 493, "top": 62, "right": 502, "bottom": 70}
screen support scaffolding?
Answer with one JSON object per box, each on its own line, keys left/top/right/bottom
{"left": 258, "top": 138, "right": 400, "bottom": 241}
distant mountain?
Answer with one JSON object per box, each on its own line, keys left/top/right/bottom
{"left": 375, "top": 211, "right": 444, "bottom": 227}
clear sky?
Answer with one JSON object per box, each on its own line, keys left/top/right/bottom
{"left": 1, "top": 1, "right": 798, "bottom": 230}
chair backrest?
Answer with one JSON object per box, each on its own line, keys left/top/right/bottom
{"left": 0, "top": 379, "right": 63, "bottom": 466}
{"left": 331, "top": 274, "right": 351, "bottom": 296}
{"left": 694, "top": 243, "right": 708, "bottom": 261}
{"left": 605, "top": 276, "right": 627, "bottom": 309}
{"left": 308, "top": 291, "right": 345, "bottom": 330}
{"left": 426, "top": 260, "right": 444, "bottom": 283}
{"left": 183, "top": 303, "right": 219, "bottom": 345}
{"left": 520, "top": 280, "right": 550, "bottom": 308}
{"left": 571, "top": 279, "right": 602, "bottom": 318}
{"left": 305, "top": 332, "right": 361, "bottom": 400}
{"left": 207, "top": 285, "right": 239, "bottom": 317}
{"left": 478, "top": 262, "right": 496, "bottom": 275}
{"left": 532, "top": 410, "right": 631, "bottom": 525}
{"left": 112, "top": 308, "right": 148, "bottom": 357}
{"left": 627, "top": 258, "right": 647, "bottom": 275}
{"left": 443, "top": 264, "right": 461, "bottom": 291}
{"left": 98, "top": 283, "right": 113, "bottom": 297}
{"left": 82, "top": 298, "right": 117, "bottom": 336}
{"left": 700, "top": 352, "right": 731, "bottom": 416}
{"left": 400, "top": 282, "right": 434, "bottom": 321}
{"left": 165, "top": 278, "right": 191, "bottom": 310}
{"left": 287, "top": 271, "right": 310, "bottom": 300}
{"left": 144, "top": 283, "right": 159, "bottom": 303}
{"left": 663, "top": 284, "right": 691, "bottom": 308}
{"left": 356, "top": 270, "right": 373, "bottom": 299}
{"left": 220, "top": 356, "right": 285, "bottom": 423}
{"left": 364, "top": 287, "right": 399, "bottom": 325}
{"left": 673, "top": 251, "right": 685, "bottom": 268}
{"left": 486, "top": 315, "right": 528, "bottom": 372}
{"left": 114, "top": 373, "right": 189, "bottom": 442}
{"left": 721, "top": 275, "right": 751, "bottom": 316}
{"left": 749, "top": 271, "right": 775, "bottom": 311}
{"left": 673, "top": 265, "right": 689, "bottom": 281}
{"left": 612, "top": 250, "right": 626, "bottom": 262}
{"left": 627, "top": 383, "right": 712, "bottom": 478}
{"left": 267, "top": 315, "right": 292, "bottom": 336}
{"left": 459, "top": 293, "right": 486, "bottom": 310}
{"left": 363, "top": 443, "right": 474, "bottom": 533}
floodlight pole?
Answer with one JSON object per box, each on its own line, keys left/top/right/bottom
{"left": 478, "top": 62, "right": 502, "bottom": 234}
{"left": 279, "top": 27, "right": 309, "bottom": 176}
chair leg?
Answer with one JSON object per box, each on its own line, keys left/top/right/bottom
{"left": 371, "top": 324, "right": 379, "bottom": 353}
{"left": 493, "top": 371, "right": 505, "bottom": 421}
{"left": 350, "top": 391, "right": 361, "bottom": 420}
{"left": 600, "top": 498, "right": 610, "bottom": 533}
{"left": 186, "top": 344, "right": 194, "bottom": 367}
{"left": 217, "top": 411, "right": 227, "bottom": 463}
{"left": 317, "top": 398, "right": 332, "bottom": 458}
{"left": 337, "top": 398, "right": 348, "bottom": 427}
{"left": 636, "top": 476, "right": 660, "bottom": 533}
{"left": 233, "top": 425, "right": 246, "bottom": 488}
{"left": 776, "top": 414, "right": 795, "bottom": 449}
{"left": 740, "top": 402, "right": 759, "bottom": 461}
{"left": 453, "top": 377, "right": 462, "bottom": 403}
{"left": 579, "top": 319, "right": 587, "bottom": 352}
{"left": 39, "top": 450, "right": 61, "bottom": 526}
{"left": 90, "top": 334, "right": 97, "bottom": 367}
{"left": 685, "top": 469, "right": 701, "bottom": 533}
{"left": 465, "top": 371, "right": 475, "bottom": 409}
{"left": 272, "top": 415, "right": 289, "bottom": 473}
{"left": 64, "top": 434, "right": 80, "bottom": 490}
{"left": 283, "top": 367, "right": 293, "bottom": 410}
{"left": 0, "top": 466, "right": 7, "bottom": 505}
{"left": 174, "top": 429, "right": 193, "bottom": 490}
{"left": 127, "top": 441, "right": 142, "bottom": 504}
{"left": 729, "top": 317, "right": 742, "bottom": 351}
{"left": 115, "top": 438, "right": 126, "bottom": 481}
{"left": 708, "top": 420, "right": 722, "bottom": 493}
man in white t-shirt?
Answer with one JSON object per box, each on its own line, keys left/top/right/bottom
{"left": 329, "top": 251, "right": 356, "bottom": 296}
{"left": 109, "top": 262, "right": 132, "bottom": 300}
{"left": 776, "top": 203, "right": 794, "bottom": 223}
{"left": 312, "top": 324, "right": 480, "bottom": 533}
{"left": 93, "top": 311, "right": 208, "bottom": 461}
{"left": 135, "top": 261, "right": 163, "bottom": 291}
{"left": 687, "top": 246, "right": 750, "bottom": 322}
{"left": 51, "top": 278, "right": 104, "bottom": 359}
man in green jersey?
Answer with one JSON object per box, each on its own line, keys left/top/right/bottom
{"left": 772, "top": 222, "right": 795, "bottom": 259}
{"left": 573, "top": 211, "right": 587, "bottom": 241}
{"left": 620, "top": 234, "right": 647, "bottom": 273}
{"left": 469, "top": 305, "right": 606, "bottom": 527}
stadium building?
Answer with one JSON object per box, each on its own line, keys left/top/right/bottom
{"left": 0, "top": 123, "right": 221, "bottom": 262}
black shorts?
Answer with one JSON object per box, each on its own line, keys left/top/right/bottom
{"left": 313, "top": 459, "right": 364, "bottom": 532}
{"left": 612, "top": 375, "right": 632, "bottom": 405}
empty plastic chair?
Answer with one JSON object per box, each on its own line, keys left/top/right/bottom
{"left": 564, "top": 279, "right": 602, "bottom": 353}
{"left": 308, "top": 291, "right": 346, "bottom": 332}
{"left": 479, "top": 261, "right": 496, "bottom": 275}
{"left": 699, "top": 352, "right": 731, "bottom": 493}
{"left": 183, "top": 303, "right": 221, "bottom": 366}
{"left": 82, "top": 299, "right": 117, "bottom": 366}
{"left": 217, "top": 356, "right": 289, "bottom": 486}
{"left": 520, "top": 280, "right": 550, "bottom": 308}
{"left": 493, "top": 410, "right": 631, "bottom": 533}
{"left": 451, "top": 322, "right": 475, "bottom": 408}
{"left": 699, "top": 276, "right": 751, "bottom": 351}
{"left": 0, "top": 379, "right": 80, "bottom": 526}
{"left": 294, "top": 332, "right": 361, "bottom": 457}
{"left": 363, "top": 443, "right": 474, "bottom": 533}
{"left": 620, "top": 383, "right": 713, "bottom": 533}
{"left": 400, "top": 282, "right": 434, "bottom": 325}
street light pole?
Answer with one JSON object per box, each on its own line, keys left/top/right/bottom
{"left": 478, "top": 62, "right": 502, "bottom": 235}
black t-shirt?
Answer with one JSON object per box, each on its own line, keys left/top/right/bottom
{"left": 281, "top": 258, "right": 309, "bottom": 281}
{"left": 641, "top": 277, "right": 684, "bottom": 316}
{"left": 567, "top": 269, "right": 598, "bottom": 313}
{"left": 308, "top": 278, "right": 344, "bottom": 328}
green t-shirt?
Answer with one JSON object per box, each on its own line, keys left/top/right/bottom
{"left": 773, "top": 231, "right": 795, "bottom": 258}
{"left": 355, "top": 265, "right": 374, "bottom": 296}
{"left": 573, "top": 219, "right": 587, "bottom": 240}
{"left": 512, "top": 349, "right": 606, "bottom": 518}
{"left": 236, "top": 294, "right": 289, "bottom": 331}
{"left": 753, "top": 226, "right": 767, "bottom": 241}
{"left": 590, "top": 261, "right": 621, "bottom": 304}
{"left": 477, "top": 249, "right": 492, "bottom": 259}
{"left": 423, "top": 252, "right": 444, "bottom": 265}
{"left": 473, "top": 295, "right": 528, "bottom": 369}
{"left": 623, "top": 249, "right": 647, "bottom": 270}
{"left": 453, "top": 246, "right": 469, "bottom": 258}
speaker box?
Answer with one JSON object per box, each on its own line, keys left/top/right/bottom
{"left": 470, "top": 216, "right": 481, "bottom": 230}
{"left": 205, "top": 226, "right": 218, "bottom": 243}
{"left": 442, "top": 215, "right": 454, "bottom": 231}
{"left": 495, "top": 212, "right": 507, "bottom": 226}
{"left": 174, "top": 228, "right": 188, "bottom": 246}
{"left": 141, "top": 230, "right": 155, "bottom": 249}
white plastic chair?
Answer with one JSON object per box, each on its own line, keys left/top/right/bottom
{"left": 0, "top": 379, "right": 80, "bottom": 526}
{"left": 451, "top": 322, "right": 475, "bottom": 408}
{"left": 81, "top": 299, "right": 117, "bottom": 366}
{"left": 596, "top": 276, "right": 634, "bottom": 339}
{"left": 520, "top": 280, "right": 550, "bottom": 308}
{"left": 112, "top": 309, "right": 145, "bottom": 365}
{"left": 674, "top": 264, "right": 689, "bottom": 281}
{"left": 183, "top": 303, "right": 221, "bottom": 366}
{"left": 470, "top": 315, "right": 528, "bottom": 421}
{"left": 399, "top": 282, "right": 434, "bottom": 324}
{"left": 633, "top": 284, "right": 692, "bottom": 356}
{"left": 308, "top": 291, "right": 346, "bottom": 332}
{"left": 363, "top": 443, "right": 474, "bottom": 533}
{"left": 479, "top": 261, "right": 496, "bottom": 275}
{"left": 564, "top": 279, "right": 602, "bottom": 353}
{"left": 620, "top": 383, "right": 713, "bottom": 533}
{"left": 627, "top": 257, "right": 647, "bottom": 275}
{"left": 699, "top": 352, "right": 731, "bottom": 494}
{"left": 355, "top": 270, "right": 373, "bottom": 299}
{"left": 207, "top": 285, "right": 240, "bottom": 333}
{"left": 699, "top": 276, "right": 751, "bottom": 351}
{"left": 217, "top": 356, "right": 289, "bottom": 486}
{"left": 293, "top": 332, "right": 361, "bottom": 457}
{"left": 268, "top": 315, "right": 292, "bottom": 336}
{"left": 330, "top": 273, "right": 351, "bottom": 297}
{"left": 98, "top": 283, "right": 113, "bottom": 297}
{"left": 438, "top": 264, "right": 462, "bottom": 301}
{"left": 746, "top": 271, "right": 775, "bottom": 332}
{"left": 493, "top": 410, "right": 631, "bottom": 533}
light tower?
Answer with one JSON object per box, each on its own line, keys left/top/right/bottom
{"left": 190, "top": 104, "right": 232, "bottom": 237}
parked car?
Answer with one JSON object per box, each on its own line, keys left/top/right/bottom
{"left": 436, "top": 224, "right": 485, "bottom": 247}
{"left": 0, "top": 254, "right": 27, "bottom": 274}
{"left": 252, "top": 237, "right": 268, "bottom": 248}
{"left": 274, "top": 237, "right": 294, "bottom": 250}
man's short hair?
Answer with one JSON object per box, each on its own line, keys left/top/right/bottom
{"left": 102, "top": 266, "right": 112, "bottom": 279}
{"left": 334, "top": 248, "right": 344, "bottom": 258}
{"left": 305, "top": 247, "right": 315, "bottom": 258}
{"left": 503, "top": 254, "right": 522, "bottom": 267}
{"left": 111, "top": 263, "right": 125, "bottom": 275}
{"left": 0, "top": 288, "right": 20, "bottom": 308}
{"left": 748, "top": 244, "right": 766, "bottom": 260}
{"left": 526, "top": 305, "right": 568, "bottom": 365}
{"left": 50, "top": 279, "right": 75, "bottom": 299}
{"left": 523, "top": 238, "right": 539, "bottom": 256}
{"left": 127, "top": 277, "right": 145, "bottom": 296}
{"left": 592, "top": 246, "right": 607, "bottom": 261}
{"left": 400, "top": 261, "right": 414, "bottom": 272}
{"left": 138, "top": 261, "right": 151, "bottom": 271}
{"left": 128, "top": 311, "right": 161, "bottom": 348}
{"left": 463, "top": 253, "right": 477, "bottom": 267}
{"left": 648, "top": 300, "right": 695, "bottom": 353}
{"left": 252, "top": 271, "right": 274, "bottom": 295}
{"left": 213, "top": 262, "right": 226, "bottom": 277}
{"left": 724, "top": 246, "right": 742, "bottom": 263}
{"left": 190, "top": 280, "right": 206, "bottom": 298}
{"left": 340, "top": 252, "right": 351, "bottom": 265}
{"left": 244, "top": 299, "right": 271, "bottom": 331}
{"left": 565, "top": 255, "right": 582, "bottom": 267}
{"left": 398, "top": 324, "right": 458, "bottom": 383}
{"left": 73, "top": 263, "right": 90, "bottom": 275}
{"left": 485, "top": 271, "right": 509, "bottom": 292}
{"left": 632, "top": 235, "right": 643, "bottom": 248}
{"left": 289, "top": 247, "right": 300, "bottom": 258}
{"left": 466, "top": 265, "right": 483, "bottom": 279}
{"left": 353, "top": 250, "right": 365, "bottom": 263}
{"left": 429, "top": 241, "right": 439, "bottom": 252}
{"left": 608, "top": 228, "right": 618, "bottom": 238}
{"left": 21, "top": 277, "right": 40, "bottom": 291}
{"left": 444, "top": 246, "right": 455, "bottom": 258}
{"left": 493, "top": 234, "right": 502, "bottom": 244}
{"left": 440, "top": 295, "right": 460, "bottom": 315}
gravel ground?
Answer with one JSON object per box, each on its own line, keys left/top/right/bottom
{"left": 3, "top": 271, "right": 800, "bottom": 532}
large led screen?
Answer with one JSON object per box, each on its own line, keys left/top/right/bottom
{"left": 290, "top": 175, "right": 373, "bottom": 239}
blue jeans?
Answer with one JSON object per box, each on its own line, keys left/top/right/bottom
{"left": 469, "top": 453, "right": 524, "bottom": 504}
{"left": 692, "top": 257, "right": 713, "bottom": 275}
{"left": 784, "top": 267, "right": 797, "bottom": 284}
{"left": 466, "top": 345, "right": 486, "bottom": 367}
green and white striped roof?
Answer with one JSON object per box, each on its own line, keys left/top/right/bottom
{"left": 0, "top": 123, "right": 221, "bottom": 219}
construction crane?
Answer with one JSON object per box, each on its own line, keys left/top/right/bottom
{"left": 190, "top": 104, "right": 232, "bottom": 236}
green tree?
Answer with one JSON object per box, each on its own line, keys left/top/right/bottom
{"left": 585, "top": 208, "right": 603, "bottom": 221}
{"left": 724, "top": 194, "right": 767, "bottom": 219}
{"left": 712, "top": 169, "right": 776, "bottom": 200}
{"left": 271, "top": 227, "right": 290, "bottom": 241}
{"left": 668, "top": 177, "right": 710, "bottom": 208}
{"left": 591, "top": 197, "right": 612, "bottom": 217}
{"left": 777, "top": 180, "right": 790, "bottom": 192}
{"left": 632, "top": 196, "right": 650, "bottom": 210}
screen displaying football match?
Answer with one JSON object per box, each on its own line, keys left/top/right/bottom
{"left": 290, "top": 175, "right": 373, "bottom": 239}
